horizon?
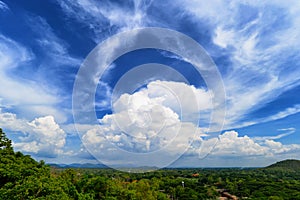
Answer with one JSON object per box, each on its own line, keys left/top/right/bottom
{"left": 1, "top": 0, "right": 300, "bottom": 169}
{"left": 46, "top": 158, "right": 300, "bottom": 169}
{"left": 46, "top": 160, "right": 291, "bottom": 169}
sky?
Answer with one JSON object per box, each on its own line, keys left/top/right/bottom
{"left": 0, "top": 0, "right": 300, "bottom": 168}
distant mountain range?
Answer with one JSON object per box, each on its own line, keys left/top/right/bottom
{"left": 265, "top": 159, "right": 300, "bottom": 171}
{"left": 48, "top": 163, "right": 158, "bottom": 171}
{"left": 48, "top": 163, "right": 108, "bottom": 169}
{"left": 48, "top": 159, "right": 300, "bottom": 170}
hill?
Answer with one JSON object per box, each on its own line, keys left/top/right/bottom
{"left": 266, "top": 159, "right": 300, "bottom": 171}
{"left": 48, "top": 163, "right": 108, "bottom": 169}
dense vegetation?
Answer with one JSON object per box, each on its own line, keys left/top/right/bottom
{"left": 1, "top": 128, "right": 300, "bottom": 199}
{"left": 266, "top": 159, "right": 300, "bottom": 172}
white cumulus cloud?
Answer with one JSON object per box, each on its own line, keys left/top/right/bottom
{"left": 197, "top": 130, "right": 300, "bottom": 158}
{"left": 79, "top": 81, "right": 211, "bottom": 166}
{"left": 0, "top": 111, "right": 66, "bottom": 157}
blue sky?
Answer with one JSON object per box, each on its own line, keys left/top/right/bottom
{"left": 0, "top": 0, "right": 300, "bottom": 168}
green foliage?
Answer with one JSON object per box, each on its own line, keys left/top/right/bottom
{"left": 0, "top": 128, "right": 13, "bottom": 153}
{"left": 0, "top": 128, "right": 72, "bottom": 199}
{"left": 266, "top": 159, "right": 300, "bottom": 171}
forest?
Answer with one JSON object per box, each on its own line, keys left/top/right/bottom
{"left": 1, "top": 128, "right": 300, "bottom": 200}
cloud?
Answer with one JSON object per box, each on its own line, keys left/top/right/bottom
{"left": 0, "top": 1, "right": 9, "bottom": 11}
{"left": 277, "top": 127, "right": 296, "bottom": 132}
{"left": 95, "top": 81, "right": 113, "bottom": 111}
{"left": 26, "top": 15, "right": 80, "bottom": 66}
{"left": 0, "top": 111, "right": 66, "bottom": 157}
{"left": 54, "top": 0, "right": 300, "bottom": 131}
{"left": 0, "top": 111, "right": 28, "bottom": 132}
{"left": 253, "top": 127, "right": 296, "bottom": 141}
{"left": 0, "top": 35, "right": 56, "bottom": 105}
{"left": 237, "top": 105, "right": 300, "bottom": 129}
{"left": 0, "top": 34, "right": 67, "bottom": 122}
{"left": 263, "top": 140, "right": 300, "bottom": 155}
{"left": 80, "top": 122, "right": 300, "bottom": 165}
{"left": 57, "top": 0, "right": 153, "bottom": 42}
{"left": 175, "top": 0, "right": 300, "bottom": 128}
{"left": 78, "top": 80, "right": 211, "bottom": 166}
{"left": 86, "top": 80, "right": 211, "bottom": 152}
{"left": 267, "top": 105, "right": 300, "bottom": 121}
{"left": 210, "top": 131, "right": 267, "bottom": 156}
{"left": 1, "top": 0, "right": 299, "bottom": 167}
{"left": 197, "top": 130, "right": 300, "bottom": 158}
{"left": 24, "top": 116, "right": 65, "bottom": 153}
{"left": 52, "top": 1, "right": 300, "bottom": 166}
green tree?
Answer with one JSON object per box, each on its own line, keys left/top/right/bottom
{"left": 0, "top": 128, "right": 13, "bottom": 153}
{"left": 0, "top": 128, "right": 71, "bottom": 199}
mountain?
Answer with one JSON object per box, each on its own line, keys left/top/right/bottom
{"left": 265, "top": 159, "right": 300, "bottom": 171}
{"left": 48, "top": 163, "right": 159, "bottom": 170}
{"left": 48, "top": 163, "right": 108, "bottom": 169}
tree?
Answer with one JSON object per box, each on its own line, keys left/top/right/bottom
{"left": 0, "top": 128, "right": 72, "bottom": 199}
{"left": 0, "top": 128, "right": 13, "bottom": 153}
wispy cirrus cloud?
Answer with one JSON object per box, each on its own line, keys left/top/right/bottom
{"left": 0, "top": 34, "right": 56, "bottom": 105}
{"left": 175, "top": 0, "right": 300, "bottom": 128}
{"left": 26, "top": 15, "right": 80, "bottom": 66}
{"left": 0, "top": 34, "right": 67, "bottom": 122}
{"left": 0, "top": 0, "right": 9, "bottom": 11}
{"left": 0, "top": 6, "right": 84, "bottom": 122}
{"left": 55, "top": 0, "right": 300, "bottom": 132}
{"left": 236, "top": 105, "right": 300, "bottom": 129}
{"left": 65, "top": 0, "right": 300, "bottom": 131}
{"left": 253, "top": 127, "right": 296, "bottom": 141}
{"left": 57, "top": 0, "right": 153, "bottom": 42}
{"left": 267, "top": 105, "right": 300, "bottom": 121}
